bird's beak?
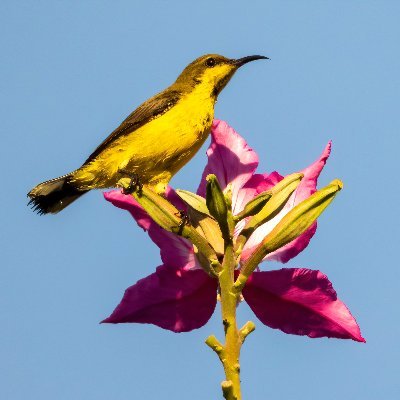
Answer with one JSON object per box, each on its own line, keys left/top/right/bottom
{"left": 230, "top": 55, "right": 269, "bottom": 67}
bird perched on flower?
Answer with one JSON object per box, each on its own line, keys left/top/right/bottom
{"left": 102, "top": 120, "right": 364, "bottom": 343}
{"left": 28, "top": 54, "right": 268, "bottom": 214}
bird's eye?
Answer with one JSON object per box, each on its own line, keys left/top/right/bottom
{"left": 205, "top": 57, "right": 216, "bottom": 67}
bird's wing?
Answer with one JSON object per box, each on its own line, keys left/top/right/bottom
{"left": 83, "top": 89, "right": 182, "bottom": 164}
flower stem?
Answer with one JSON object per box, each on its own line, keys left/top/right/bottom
{"left": 219, "top": 243, "right": 242, "bottom": 399}
{"left": 206, "top": 242, "right": 255, "bottom": 400}
{"left": 204, "top": 176, "right": 255, "bottom": 399}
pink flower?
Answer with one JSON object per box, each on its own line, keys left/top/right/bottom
{"left": 102, "top": 120, "right": 365, "bottom": 342}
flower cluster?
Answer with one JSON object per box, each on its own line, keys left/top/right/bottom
{"left": 102, "top": 120, "right": 364, "bottom": 343}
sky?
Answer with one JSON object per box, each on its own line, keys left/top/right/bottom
{"left": 1, "top": 1, "right": 399, "bottom": 399}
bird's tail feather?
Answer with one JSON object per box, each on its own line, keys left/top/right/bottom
{"left": 28, "top": 174, "right": 88, "bottom": 214}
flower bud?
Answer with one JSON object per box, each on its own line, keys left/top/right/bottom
{"left": 206, "top": 174, "right": 231, "bottom": 239}
{"left": 195, "top": 212, "right": 224, "bottom": 255}
{"left": 130, "top": 185, "right": 220, "bottom": 276}
{"left": 235, "top": 173, "right": 303, "bottom": 251}
{"left": 236, "top": 179, "right": 343, "bottom": 289}
{"left": 234, "top": 190, "right": 272, "bottom": 221}
{"left": 176, "top": 189, "right": 212, "bottom": 217}
{"left": 176, "top": 189, "right": 224, "bottom": 254}
{"left": 262, "top": 179, "right": 343, "bottom": 253}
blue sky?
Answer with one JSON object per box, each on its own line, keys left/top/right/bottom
{"left": 1, "top": 1, "right": 399, "bottom": 399}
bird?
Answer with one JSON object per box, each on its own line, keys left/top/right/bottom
{"left": 28, "top": 54, "right": 268, "bottom": 214}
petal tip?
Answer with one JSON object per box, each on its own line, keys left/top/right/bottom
{"left": 320, "top": 140, "right": 332, "bottom": 162}
{"left": 103, "top": 191, "right": 112, "bottom": 201}
{"left": 103, "top": 189, "right": 124, "bottom": 202}
{"left": 326, "top": 140, "right": 332, "bottom": 152}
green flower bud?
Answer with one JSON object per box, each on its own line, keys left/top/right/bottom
{"left": 236, "top": 179, "right": 343, "bottom": 290}
{"left": 195, "top": 212, "right": 224, "bottom": 255}
{"left": 234, "top": 190, "right": 272, "bottom": 221}
{"left": 176, "top": 189, "right": 212, "bottom": 217}
{"left": 206, "top": 174, "right": 231, "bottom": 239}
{"left": 176, "top": 189, "right": 224, "bottom": 254}
{"left": 131, "top": 185, "right": 220, "bottom": 276}
{"left": 262, "top": 179, "right": 343, "bottom": 253}
{"left": 235, "top": 173, "right": 303, "bottom": 252}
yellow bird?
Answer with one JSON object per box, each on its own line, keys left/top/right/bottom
{"left": 28, "top": 54, "right": 268, "bottom": 214}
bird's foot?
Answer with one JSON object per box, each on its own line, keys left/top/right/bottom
{"left": 118, "top": 169, "right": 143, "bottom": 194}
{"left": 174, "top": 210, "right": 190, "bottom": 234}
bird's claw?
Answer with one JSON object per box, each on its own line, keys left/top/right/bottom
{"left": 175, "top": 210, "right": 190, "bottom": 232}
{"left": 118, "top": 170, "right": 143, "bottom": 194}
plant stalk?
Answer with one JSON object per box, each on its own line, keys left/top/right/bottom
{"left": 205, "top": 177, "right": 255, "bottom": 400}
{"left": 206, "top": 242, "right": 256, "bottom": 399}
{"left": 219, "top": 243, "right": 242, "bottom": 399}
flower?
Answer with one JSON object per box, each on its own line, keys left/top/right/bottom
{"left": 102, "top": 120, "right": 365, "bottom": 342}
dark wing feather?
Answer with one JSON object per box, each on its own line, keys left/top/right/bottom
{"left": 84, "top": 89, "right": 182, "bottom": 164}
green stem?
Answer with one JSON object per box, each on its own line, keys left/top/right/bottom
{"left": 206, "top": 242, "right": 256, "bottom": 400}
{"left": 219, "top": 243, "right": 242, "bottom": 400}
{"left": 204, "top": 177, "right": 256, "bottom": 399}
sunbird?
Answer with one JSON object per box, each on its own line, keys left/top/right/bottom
{"left": 28, "top": 54, "right": 268, "bottom": 214}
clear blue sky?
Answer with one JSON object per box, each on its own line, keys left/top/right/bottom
{"left": 1, "top": 1, "right": 399, "bottom": 399}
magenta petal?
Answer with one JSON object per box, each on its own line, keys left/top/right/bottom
{"left": 197, "top": 120, "right": 259, "bottom": 215}
{"left": 298, "top": 141, "right": 332, "bottom": 199}
{"left": 241, "top": 142, "right": 331, "bottom": 263}
{"left": 242, "top": 268, "right": 365, "bottom": 342}
{"left": 104, "top": 190, "right": 200, "bottom": 270}
{"left": 104, "top": 190, "right": 153, "bottom": 231}
{"left": 235, "top": 173, "right": 271, "bottom": 214}
{"left": 102, "top": 265, "right": 218, "bottom": 332}
{"left": 263, "top": 171, "right": 285, "bottom": 188}
{"left": 148, "top": 228, "right": 199, "bottom": 270}
{"left": 232, "top": 174, "right": 272, "bottom": 238}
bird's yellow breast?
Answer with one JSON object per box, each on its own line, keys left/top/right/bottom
{"left": 73, "top": 84, "right": 215, "bottom": 192}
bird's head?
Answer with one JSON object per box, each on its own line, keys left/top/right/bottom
{"left": 175, "top": 54, "right": 268, "bottom": 97}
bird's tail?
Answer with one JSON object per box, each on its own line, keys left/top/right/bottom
{"left": 28, "top": 174, "right": 88, "bottom": 214}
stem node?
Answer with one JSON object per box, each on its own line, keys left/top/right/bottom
{"left": 205, "top": 335, "right": 224, "bottom": 357}
{"left": 221, "top": 380, "right": 236, "bottom": 400}
{"left": 239, "top": 321, "right": 256, "bottom": 343}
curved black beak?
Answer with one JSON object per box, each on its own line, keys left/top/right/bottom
{"left": 231, "top": 55, "right": 269, "bottom": 67}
